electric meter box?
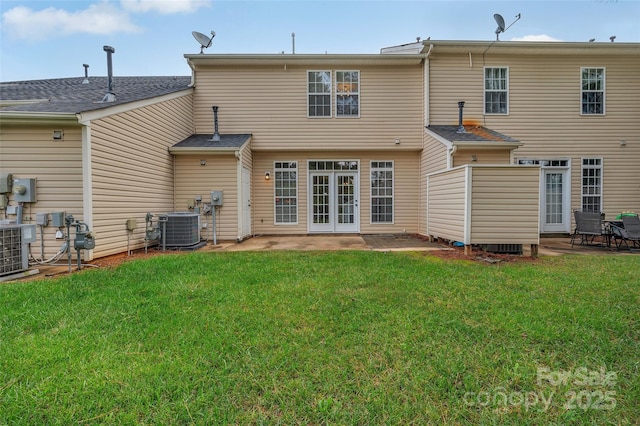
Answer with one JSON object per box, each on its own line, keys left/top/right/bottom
{"left": 36, "top": 213, "right": 49, "bottom": 226}
{"left": 211, "top": 190, "right": 224, "bottom": 206}
{"left": 13, "top": 178, "right": 37, "bottom": 202}
{"left": 51, "top": 211, "right": 66, "bottom": 227}
{"left": 0, "top": 173, "right": 13, "bottom": 193}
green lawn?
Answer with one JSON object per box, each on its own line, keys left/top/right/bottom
{"left": 1, "top": 251, "right": 638, "bottom": 425}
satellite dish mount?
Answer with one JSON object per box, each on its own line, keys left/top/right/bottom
{"left": 494, "top": 13, "right": 521, "bottom": 41}
{"left": 192, "top": 30, "right": 215, "bottom": 53}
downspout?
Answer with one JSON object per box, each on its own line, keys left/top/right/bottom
{"left": 447, "top": 145, "right": 457, "bottom": 169}
{"left": 424, "top": 43, "right": 433, "bottom": 128}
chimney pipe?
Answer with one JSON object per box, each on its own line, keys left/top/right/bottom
{"left": 82, "top": 64, "right": 90, "bottom": 84}
{"left": 211, "top": 106, "right": 221, "bottom": 141}
{"left": 292, "top": 32, "right": 295, "bottom": 54}
{"left": 457, "top": 101, "right": 466, "bottom": 133}
{"left": 101, "top": 46, "right": 116, "bottom": 102}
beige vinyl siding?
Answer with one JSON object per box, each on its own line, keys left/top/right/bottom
{"left": 429, "top": 51, "right": 640, "bottom": 219}
{"left": 89, "top": 94, "right": 194, "bottom": 257}
{"left": 469, "top": 166, "right": 540, "bottom": 244}
{"left": 0, "top": 124, "right": 83, "bottom": 260}
{"left": 420, "top": 135, "right": 449, "bottom": 234}
{"left": 427, "top": 165, "right": 540, "bottom": 245}
{"left": 191, "top": 63, "right": 423, "bottom": 151}
{"left": 452, "top": 148, "right": 511, "bottom": 167}
{"left": 252, "top": 151, "right": 420, "bottom": 235}
{"left": 173, "top": 154, "right": 238, "bottom": 242}
{"left": 426, "top": 167, "right": 467, "bottom": 242}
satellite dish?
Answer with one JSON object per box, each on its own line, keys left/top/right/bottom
{"left": 494, "top": 14, "right": 506, "bottom": 40}
{"left": 493, "top": 13, "right": 520, "bottom": 41}
{"left": 192, "top": 31, "right": 215, "bottom": 53}
{"left": 494, "top": 14, "right": 506, "bottom": 33}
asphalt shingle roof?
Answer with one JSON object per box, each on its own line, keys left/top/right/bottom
{"left": 172, "top": 134, "right": 251, "bottom": 149}
{"left": 0, "top": 76, "right": 192, "bottom": 114}
{"left": 427, "top": 125, "right": 519, "bottom": 143}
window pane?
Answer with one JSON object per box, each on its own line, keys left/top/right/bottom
{"left": 274, "top": 162, "right": 298, "bottom": 223}
{"left": 370, "top": 161, "right": 393, "bottom": 223}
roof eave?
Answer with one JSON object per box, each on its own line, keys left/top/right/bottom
{"left": 0, "top": 111, "right": 79, "bottom": 125}
{"left": 452, "top": 140, "right": 523, "bottom": 149}
{"left": 185, "top": 53, "right": 424, "bottom": 67}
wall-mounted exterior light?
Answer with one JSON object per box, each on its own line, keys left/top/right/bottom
{"left": 265, "top": 171, "right": 270, "bottom": 180}
{"left": 53, "top": 130, "right": 63, "bottom": 140}
{"left": 471, "top": 155, "right": 478, "bottom": 162}
{"left": 200, "top": 159, "right": 207, "bottom": 166}
{"left": 620, "top": 140, "right": 627, "bottom": 147}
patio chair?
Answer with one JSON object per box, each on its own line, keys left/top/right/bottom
{"left": 611, "top": 214, "right": 640, "bottom": 251}
{"left": 571, "top": 210, "right": 605, "bottom": 247}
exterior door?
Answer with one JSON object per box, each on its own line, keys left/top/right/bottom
{"left": 309, "top": 172, "right": 359, "bottom": 233}
{"left": 541, "top": 169, "right": 570, "bottom": 233}
{"left": 241, "top": 167, "right": 251, "bottom": 238}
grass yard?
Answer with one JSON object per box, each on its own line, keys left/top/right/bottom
{"left": 1, "top": 251, "right": 638, "bottom": 425}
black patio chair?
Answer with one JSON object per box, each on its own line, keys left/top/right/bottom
{"left": 571, "top": 210, "right": 606, "bottom": 247}
{"left": 611, "top": 214, "right": 640, "bottom": 251}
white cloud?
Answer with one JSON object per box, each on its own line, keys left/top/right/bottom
{"left": 2, "top": 3, "right": 141, "bottom": 41}
{"left": 120, "top": 0, "right": 212, "bottom": 14}
{"left": 510, "top": 35, "right": 562, "bottom": 42}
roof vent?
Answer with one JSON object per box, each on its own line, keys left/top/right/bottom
{"left": 82, "top": 64, "right": 90, "bottom": 84}
{"left": 100, "top": 46, "right": 116, "bottom": 102}
{"left": 210, "top": 106, "right": 221, "bottom": 141}
{"left": 457, "top": 101, "right": 466, "bottom": 133}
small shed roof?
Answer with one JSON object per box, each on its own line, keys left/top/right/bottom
{"left": 426, "top": 125, "right": 522, "bottom": 149}
{"left": 170, "top": 134, "right": 252, "bottom": 154}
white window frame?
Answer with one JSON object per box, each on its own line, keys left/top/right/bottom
{"left": 335, "top": 70, "right": 360, "bottom": 118}
{"left": 581, "top": 157, "right": 603, "bottom": 213}
{"left": 274, "top": 161, "right": 298, "bottom": 224}
{"left": 307, "top": 71, "right": 332, "bottom": 118}
{"left": 370, "top": 161, "right": 394, "bottom": 224}
{"left": 581, "top": 67, "right": 605, "bottom": 115}
{"left": 484, "top": 67, "right": 509, "bottom": 115}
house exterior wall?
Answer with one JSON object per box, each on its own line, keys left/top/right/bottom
{"left": 173, "top": 154, "right": 239, "bottom": 242}
{"left": 88, "top": 94, "right": 194, "bottom": 257}
{"left": 191, "top": 62, "right": 423, "bottom": 152}
{"left": 452, "top": 148, "right": 511, "bottom": 167}
{"left": 420, "top": 134, "right": 449, "bottom": 234}
{"left": 0, "top": 124, "right": 83, "bottom": 260}
{"left": 252, "top": 150, "right": 420, "bottom": 235}
{"left": 428, "top": 48, "right": 640, "bottom": 221}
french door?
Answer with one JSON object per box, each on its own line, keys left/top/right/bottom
{"left": 541, "top": 168, "right": 570, "bottom": 233}
{"left": 309, "top": 172, "right": 359, "bottom": 233}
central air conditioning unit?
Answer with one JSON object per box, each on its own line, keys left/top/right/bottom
{"left": 1, "top": 224, "right": 36, "bottom": 276}
{"left": 164, "top": 212, "right": 200, "bottom": 247}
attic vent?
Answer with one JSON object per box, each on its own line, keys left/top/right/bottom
{"left": 210, "top": 106, "right": 221, "bottom": 141}
{"left": 82, "top": 64, "right": 89, "bottom": 84}
{"left": 101, "top": 46, "right": 116, "bottom": 102}
{"left": 457, "top": 101, "right": 466, "bottom": 133}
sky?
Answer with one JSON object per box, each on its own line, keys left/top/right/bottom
{"left": 1, "top": 0, "right": 639, "bottom": 82}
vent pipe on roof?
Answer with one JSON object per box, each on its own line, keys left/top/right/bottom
{"left": 82, "top": 64, "right": 90, "bottom": 84}
{"left": 211, "top": 106, "right": 221, "bottom": 141}
{"left": 457, "top": 101, "right": 466, "bottom": 133}
{"left": 292, "top": 32, "right": 295, "bottom": 54}
{"left": 101, "top": 46, "right": 116, "bottom": 102}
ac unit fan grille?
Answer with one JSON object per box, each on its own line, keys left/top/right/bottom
{"left": 1, "top": 226, "right": 29, "bottom": 276}
{"left": 164, "top": 213, "right": 200, "bottom": 247}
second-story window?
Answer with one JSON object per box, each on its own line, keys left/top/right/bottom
{"left": 336, "top": 71, "right": 359, "bottom": 117}
{"left": 581, "top": 67, "right": 605, "bottom": 115}
{"left": 308, "top": 71, "right": 331, "bottom": 117}
{"left": 484, "top": 67, "right": 508, "bottom": 114}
